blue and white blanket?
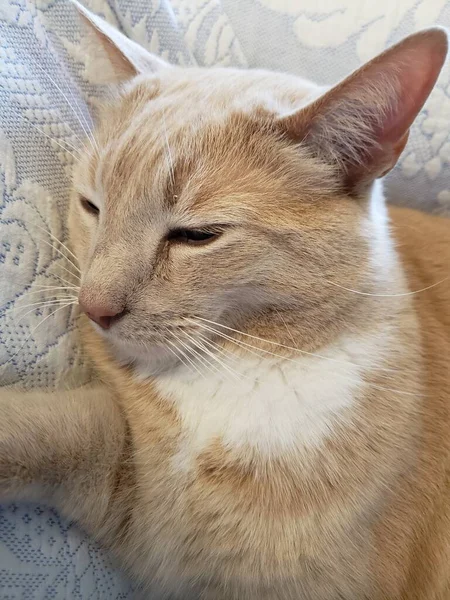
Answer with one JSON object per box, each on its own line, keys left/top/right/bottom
{"left": 1, "top": 0, "right": 450, "bottom": 597}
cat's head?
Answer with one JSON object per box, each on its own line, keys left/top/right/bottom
{"left": 69, "top": 2, "right": 447, "bottom": 373}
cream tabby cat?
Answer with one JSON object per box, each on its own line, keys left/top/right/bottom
{"left": 1, "top": 3, "right": 450, "bottom": 598}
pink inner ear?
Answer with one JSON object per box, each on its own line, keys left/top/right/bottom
{"left": 375, "top": 34, "right": 448, "bottom": 148}
{"left": 279, "top": 28, "right": 448, "bottom": 190}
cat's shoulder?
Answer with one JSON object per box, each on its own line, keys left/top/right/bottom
{"left": 389, "top": 205, "right": 450, "bottom": 278}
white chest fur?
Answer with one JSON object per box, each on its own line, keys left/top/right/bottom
{"left": 154, "top": 329, "right": 390, "bottom": 466}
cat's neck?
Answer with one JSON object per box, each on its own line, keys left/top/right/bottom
{"left": 153, "top": 322, "right": 397, "bottom": 465}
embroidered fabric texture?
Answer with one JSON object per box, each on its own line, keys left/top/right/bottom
{"left": 1, "top": 0, "right": 449, "bottom": 597}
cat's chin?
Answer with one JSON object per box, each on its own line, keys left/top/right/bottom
{"left": 109, "top": 339, "right": 179, "bottom": 378}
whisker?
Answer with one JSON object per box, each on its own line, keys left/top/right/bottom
{"left": 36, "top": 63, "right": 98, "bottom": 156}
{"left": 14, "top": 299, "right": 78, "bottom": 325}
{"left": 193, "top": 320, "right": 266, "bottom": 362}
{"left": 171, "top": 331, "right": 216, "bottom": 378}
{"left": 188, "top": 317, "right": 397, "bottom": 373}
{"left": 196, "top": 332, "right": 242, "bottom": 365}
{"left": 171, "top": 330, "right": 210, "bottom": 373}
{"left": 164, "top": 340, "right": 194, "bottom": 373}
{"left": 15, "top": 297, "right": 78, "bottom": 310}
{"left": 59, "top": 63, "right": 100, "bottom": 155}
{"left": 43, "top": 274, "right": 80, "bottom": 288}
{"left": 32, "top": 234, "right": 81, "bottom": 271}
{"left": 34, "top": 63, "right": 88, "bottom": 149}
{"left": 27, "top": 121, "right": 81, "bottom": 154}
{"left": 45, "top": 258, "right": 81, "bottom": 284}
{"left": 325, "top": 277, "right": 449, "bottom": 298}
{"left": 275, "top": 308, "right": 298, "bottom": 349}
{"left": 31, "top": 237, "right": 81, "bottom": 280}
{"left": 19, "top": 286, "right": 79, "bottom": 295}
{"left": 165, "top": 337, "right": 199, "bottom": 376}
{"left": 196, "top": 335, "right": 259, "bottom": 381}
{"left": 179, "top": 334, "right": 225, "bottom": 377}
{"left": 27, "top": 120, "right": 82, "bottom": 154}
{"left": 31, "top": 225, "right": 81, "bottom": 271}
{"left": 162, "top": 109, "right": 175, "bottom": 189}
{"left": 190, "top": 319, "right": 415, "bottom": 397}
{"left": 27, "top": 122, "right": 80, "bottom": 161}
{"left": 7, "top": 302, "right": 78, "bottom": 362}
{"left": 183, "top": 330, "right": 242, "bottom": 381}
{"left": 54, "top": 263, "right": 81, "bottom": 283}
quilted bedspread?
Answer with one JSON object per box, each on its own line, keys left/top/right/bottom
{"left": 1, "top": 0, "right": 450, "bottom": 597}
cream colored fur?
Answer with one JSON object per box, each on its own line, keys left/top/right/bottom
{"left": 158, "top": 326, "right": 392, "bottom": 462}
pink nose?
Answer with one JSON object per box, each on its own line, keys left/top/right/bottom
{"left": 78, "top": 300, "right": 123, "bottom": 330}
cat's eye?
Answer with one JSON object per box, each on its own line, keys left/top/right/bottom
{"left": 167, "top": 228, "right": 221, "bottom": 246}
{"left": 80, "top": 196, "right": 99, "bottom": 216}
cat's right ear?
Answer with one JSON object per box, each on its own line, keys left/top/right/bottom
{"left": 71, "top": 0, "right": 171, "bottom": 83}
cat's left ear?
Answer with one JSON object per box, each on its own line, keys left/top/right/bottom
{"left": 71, "top": 0, "right": 171, "bottom": 83}
{"left": 277, "top": 29, "right": 448, "bottom": 193}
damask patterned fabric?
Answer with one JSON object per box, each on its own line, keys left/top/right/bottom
{"left": 0, "top": 0, "right": 449, "bottom": 597}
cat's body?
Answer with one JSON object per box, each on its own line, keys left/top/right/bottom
{"left": 1, "top": 4, "right": 450, "bottom": 598}
{"left": 76, "top": 206, "right": 450, "bottom": 600}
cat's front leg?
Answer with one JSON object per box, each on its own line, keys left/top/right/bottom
{"left": 0, "top": 385, "right": 131, "bottom": 545}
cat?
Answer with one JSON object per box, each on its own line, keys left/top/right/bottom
{"left": 1, "top": 2, "right": 450, "bottom": 598}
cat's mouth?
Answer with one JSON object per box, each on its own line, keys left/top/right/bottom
{"left": 81, "top": 303, "right": 225, "bottom": 373}
{"left": 93, "top": 322, "right": 174, "bottom": 350}
{"left": 88, "top": 316, "right": 208, "bottom": 371}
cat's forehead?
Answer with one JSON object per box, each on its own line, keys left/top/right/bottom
{"left": 124, "top": 67, "right": 320, "bottom": 118}
{"left": 103, "top": 67, "right": 322, "bottom": 144}
{"left": 75, "top": 68, "right": 329, "bottom": 223}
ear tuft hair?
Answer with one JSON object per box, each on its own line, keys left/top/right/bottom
{"left": 278, "top": 28, "right": 448, "bottom": 193}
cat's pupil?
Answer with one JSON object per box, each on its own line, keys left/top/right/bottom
{"left": 168, "top": 229, "right": 217, "bottom": 244}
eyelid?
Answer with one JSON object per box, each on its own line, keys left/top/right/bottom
{"left": 172, "top": 224, "right": 229, "bottom": 234}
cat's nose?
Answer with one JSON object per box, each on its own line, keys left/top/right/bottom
{"left": 78, "top": 296, "right": 124, "bottom": 330}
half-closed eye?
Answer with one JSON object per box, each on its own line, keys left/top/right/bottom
{"left": 80, "top": 196, "right": 100, "bottom": 216}
{"left": 167, "top": 228, "right": 222, "bottom": 246}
